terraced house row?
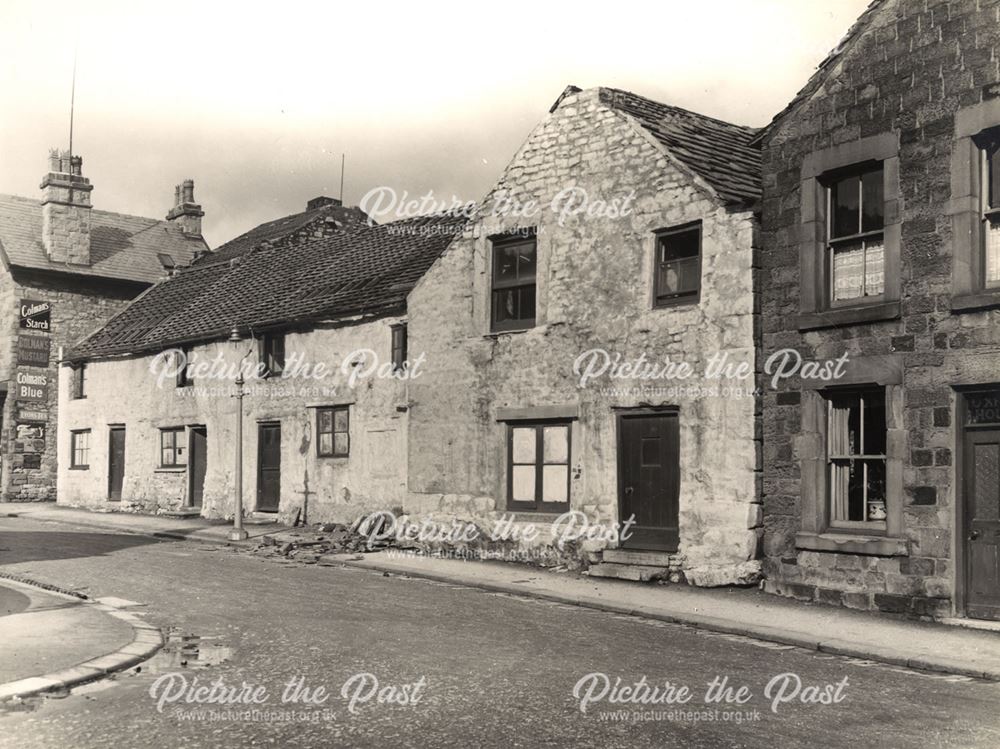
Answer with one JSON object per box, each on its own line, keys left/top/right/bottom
{"left": 27, "top": 0, "right": 1000, "bottom": 622}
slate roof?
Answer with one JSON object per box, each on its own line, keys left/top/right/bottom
{"left": 202, "top": 201, "right": 370, "bottom": 264}
{"left": 750, "top": 0, "right": 886, "bottom": 145}
{"left": 0, "top": 193, "right": 205, "bottom": 283}
{"left": 598, "top": 87, "right": 761, "bottom": 206}
{"left": 67, "top": 212, "right": 465, "bottom": 361}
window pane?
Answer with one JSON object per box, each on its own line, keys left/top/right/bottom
{"left": 987, "top": 218, "right": 1000, "bottom": 286}
{"left": 333, "top": 408, "right": 349, "bottom": 432}
{"left": 516, "top": 242, "right": 537, "bottom": 280}
{"left": 658, "top": 257, "right": 700, "bottom": 297}
{"left": 661, "top": 229, "right": 699, "bottom": 261}
{"left": 319, "top": 433, "right": 333, "bottom": 455}
{"left": 511, "top": 465, "right": 536, "bottom": 502}
{"left": 864, "top": 459, "right": 887, "bottom": 520}
{"left": 512, "top": 428, "right": 536, "bottom": 464}
{"left": 494, "top": 245, "right": 519, "bottom": 282}
{"left": 862, "top": 391, "right": 886, "bottom": 455}
{"left": 861, "top": 168, "right": 884, "bottom": 232}
{"left": 542, "top": 465, "right": 568, "bottom": 503}
{"left": 989, "top": 145, "right": 1000, "bottom": 210}
{"left": 493, "top": 288, "right": 517, "bottom": 323}
{"left": 543, "top": 426, "right": 568, "bottom": 463}
{"left": 864, "top": 239, "right": 885, "bottom": 296}
{"left": 832, "top": 241, "right": 865, "bottom": 300}
{"left": 318, "top": 410, "right": 333, "bottom": 433}
{"left": 828, "top": 392, "right": 859, "bottom": 456}
{"left": 518, "top": 285, "right": 536, "bottom": 321}
{"left": 831, "top": 175, "right": 860, "bottom": 238}
{"left": 334, "top": 433, "right": 349, "bottom": 455}
{"left": 175, "top": 442, "right": 187, "bottom": 465}
{"left": 161, "top": 447, "right": 173, "bottom": 466}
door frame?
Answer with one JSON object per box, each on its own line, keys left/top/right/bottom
{"left": 187, "top": 425, "right": 207, "bottom": 508}
{"left": 256, "top": 421, "right": 281, "bottom": 513}
{"left": 614, "top": 405, "right": 680, "bottom": 552}
{"left": 107, "top": 424, "right": 126, "bottom": 501}
{"left": 955, "top": 385, "right": 1000, "bottom": 619}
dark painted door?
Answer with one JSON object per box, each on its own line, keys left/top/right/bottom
{"left": 189, "top": 426, "right": 207, "bottom": 507}
{"left": 619, "top": 412, "right": 680, "bottom": 551}
{"left": 108, "top": 427, "right": 125, "bottom": 501}
{"left": 965, "top": 427, "right": 1000, "bottom": 620}
{"left": 257, "top": 423, "right": 281, "bottom": 513}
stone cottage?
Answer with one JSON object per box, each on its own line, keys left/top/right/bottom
{"left": 57, "top": 205, "right": 461, "bottom": 523}
{"left": 758, "top": 0, "right": 1000, "bottom": 621}
{"left": 0, "top": 150, "right": 205, "bottom": 501}
{"left": 405, "top": 86, "right": 762, "bottom": 584}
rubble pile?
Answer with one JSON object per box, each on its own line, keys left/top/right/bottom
{"left": 244, "top": 522, "right": 392, "bottom": 563}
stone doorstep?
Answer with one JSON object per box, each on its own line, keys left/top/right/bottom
{"left": 602, "top": 549, "right": 676, "bottom": 567}
{"left": 586, "top": 563, "right": 669, "bottom": 582}
{"left": 159, "top": 508, "right": 201, "bottom": 519}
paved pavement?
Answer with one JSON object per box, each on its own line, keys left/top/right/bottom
{"left": 0, "top": 514, "right": 999, "bottom": 748}
{"left": 0, "top": 579, "right": 133, "bottom": 686}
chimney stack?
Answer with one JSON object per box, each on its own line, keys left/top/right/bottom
{"left": 166, "top": 178, "right": 204, "bottom": 236}
{"left": 306, "top": 196, "right": 342, "bottom": 211}
{"left": 40, "top": 148, "right": 93, "bottom": 265}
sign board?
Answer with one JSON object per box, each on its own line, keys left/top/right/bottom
{"left": 984, "top": 82, "right": 1000, "bottom": 101}
{"left": 967, "top": 390, "right": 1000, "bottom": 426}
{"left": 14, "top": 370, "right": 48, "bottom": 402}
{"left": 21, "top": 454, "right": 42, "bottom": 470}
{"left": 16, "top": 423, "right": 45, "bottom": 443}
{"left": 16, "top": 407, "right": 48, "bottom": 423}
{"left": 16, "top": 334, "right": 51, "bottom": 367}
{"left": 19, "top": 299, "right": 51, "bottom": 332}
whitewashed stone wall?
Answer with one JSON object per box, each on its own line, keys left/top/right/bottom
{"left": 57, "top": 316, "right": 410, "bottom": 525}
{"left": 405, "top": 88, "right": 760, "bottom": 581}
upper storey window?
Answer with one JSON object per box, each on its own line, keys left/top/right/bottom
{"left": 827, "top": 165, "right": 885, "bottom": 304}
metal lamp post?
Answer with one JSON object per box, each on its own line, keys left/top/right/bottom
{"left": 228, "top": 327, "right": 251, "bottom": 541}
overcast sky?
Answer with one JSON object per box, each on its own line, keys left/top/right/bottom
{"left": 0, "top": 0, "right": 871, "bottom": 248}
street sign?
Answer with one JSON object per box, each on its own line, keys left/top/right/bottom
{"left": 16, "top": 334, "right": 51, "bottom": 367}
{"left": 14, "top": 370, "right": 48, "bottom": 402}
{"left": 19, "top": 299, "right": 51, "bottom": 332}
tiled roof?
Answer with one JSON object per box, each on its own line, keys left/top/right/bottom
{"left": 599, "top": 87, "right": 761, "bottom": 206}
{"left": 202, "top": 201, "right": 370, "bottom": 264}
{"left": 67, "top": 213, "right": 465, "bottom": 361}
{"left": 0, "top": 193, "right": 205, "bottom": 283}
{"left": 751, "top": 0, "right": 887, "bottom": 145}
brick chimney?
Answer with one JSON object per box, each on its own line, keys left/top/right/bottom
{"left": 40, "top": 149, "right": 93, "bottom": 265}
{"left": 166, "top": 179, "right": 204, "bottom": 236}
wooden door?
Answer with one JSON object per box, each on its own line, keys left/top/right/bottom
{"left": 256, "top": 423, "right": 281, "bottom": 512}
{"left": 618, "top": 411, "right": 680, "bottom": 551}
{"left": 108, "top": 427, "right": 126, "bottom": 501}
{"left": 188, "top": 426, "right": 207, "bottom": 507}
{"left": 965, "top": 427, "right": 1000, "bottom": 620}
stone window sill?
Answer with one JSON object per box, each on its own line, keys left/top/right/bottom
{"left": 796, "top": 531, "right": 908, "bottom": 557}
{"left": 951, "top": 290, "right": 1000, "bottom": 313}
{"left": 154, "top": 467, "right": 187, "bottom": 474}
{"left": 796, "top": 301, "right": 901, "bottom": 331}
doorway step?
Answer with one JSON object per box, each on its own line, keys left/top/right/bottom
{"left": 160, "top": 508, "right": 201, "bottom": 519}
{"left": 586, "top": 549, "right": 677, "bottom": 583}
